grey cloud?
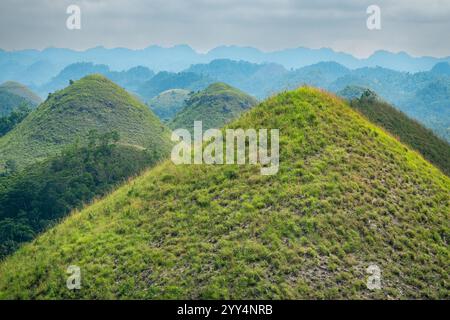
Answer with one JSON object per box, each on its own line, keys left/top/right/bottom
{"left": 0, "top": 0, "right": 449, "bottom": 57}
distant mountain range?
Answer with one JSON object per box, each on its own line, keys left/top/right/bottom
{"left": 2, "top": 45, "right": 450, "bottom": 86}
{"left": 30, "top": 59, "right": 450, "bottom": 142}
{"left": 2, "top": 51, "right": 448, "bottom": 143}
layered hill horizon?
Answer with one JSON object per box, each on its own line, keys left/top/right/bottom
{"left": 0, "top": 87, "right": 448, "bottom": 299}
{"left": 23, "top": 58, "right": 449, "bottom": 142}
{"left": 2, "top": 45, "right": 449, "bottom": 80}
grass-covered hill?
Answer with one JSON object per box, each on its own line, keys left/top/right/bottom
{"left": 339, "top": 86, "right": 450, "bottom": 176}
{"left": 169, "top": 82, "right": 258, "bottom": 132}
{"left": 147, "top": 89, "right": 191, "bottom": 121}
{"left": 0, "top": 87, "right": 448, "bottom": 299}
{"left": 0, "top": 81, "right": 42, "bottom": 116}
{"left": 0, "top": 74, "right": 172, "bottom": 171}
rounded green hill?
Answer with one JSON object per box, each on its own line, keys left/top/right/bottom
{"left": 0, "top": 81, "right": 42, "bottom": 117}
{"left": 0, "top": 74, "right": 172, "bottom": 170}
{"left": 169, "top": 82, "right": 258, "bottom": 132}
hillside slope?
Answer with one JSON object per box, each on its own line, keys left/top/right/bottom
{"left": 0, "top": 75, "right": 171, "bottom": 171}
{"left": 0, "top": 87, "right": 448, "bottom": 299}
{"left": 339, "top": 86, "right": 450, "bottom": 176}
{"left": 148, "top": 89, "right": 191, "bottom": 121}
{"left": 169, "top": 82, "right": 258, "bottom": 132}
{"left": 0, "top": 81, "right": 41, "bottom": 116}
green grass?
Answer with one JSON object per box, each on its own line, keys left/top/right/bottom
{"left": 0, "top": 87, "right": 448, "bottom": 299}
{"left": 344, "top": 88, "right": 450, "bottom": 176}
{"left": 0, "top": 75, "right": 172, "bottom": 171}
{"left": 169, "top": 82, "right": 258, "bottom": 132}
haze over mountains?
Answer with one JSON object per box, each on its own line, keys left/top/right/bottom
{"left": 2, "top": 45, "right": 450, "bottom": 87}
{"left": 2, "top": 46, "right": 449, "bottom": 145}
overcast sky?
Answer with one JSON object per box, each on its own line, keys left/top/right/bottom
{"left": 1, "top": 0, "right": 450, "bottom": 58}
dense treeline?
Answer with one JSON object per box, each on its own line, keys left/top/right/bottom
{"left": 0, "top": 104, "right": 31, "bottom": 137}
{"left": 0, "top": 131, "right": 160, "bottom": 259}
{"left": 349, "top": 90, "right": 450, "bottom": 176}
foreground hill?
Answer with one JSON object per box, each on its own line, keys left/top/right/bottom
{"left": 169, "top": 82, "right": 258, "bottom": 132}
{"left": 339, "top": 86, "right": 450, "bottom": 176}
{"left": 0, "top": 75, "right": 171, "bottom": 171}
{"left": 0, "top": 81, "right": 41, "bottom": 116}
{"left": 0, "top": 87, "right": 448, "bottom": 299}
{"left": 148, "top": 89, "right": 191, "bottom": 121}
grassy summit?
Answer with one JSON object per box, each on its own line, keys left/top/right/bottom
{"left": 169, "top": 82, "right": 258, "bottom": 132}
{"left": 0, "top": 75, "right": 172, "bottom": 171}
{"left": 0, "top": 81, "right": 42, "bottom": 117}
{"left": 339, "top": 86, "right": 450, "bottom": 176}
{"left": 0, "top": 87, "right": 448, "bottom": 299}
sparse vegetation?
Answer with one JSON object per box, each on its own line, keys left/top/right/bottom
{"left": 0, "top": 131, "right": 162, "bottom": 259}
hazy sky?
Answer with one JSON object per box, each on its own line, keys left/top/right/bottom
{"left": 1, "top": 0, "right": 450, "bottom": 58}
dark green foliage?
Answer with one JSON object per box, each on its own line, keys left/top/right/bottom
{"left": 344, "top": 87, "right": 450, "bottom": 176}
{"left": 0, "top": 104, "right": 31, "bottom": 137}
{"left": 169, "top": 82, "right": 258, "bottom": 132}
{"left": 0, "top": 131, "right": 159, "bottom": 259}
